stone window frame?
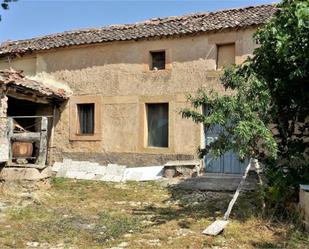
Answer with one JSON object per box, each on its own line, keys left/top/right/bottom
{"left": 149, "top": 50, "right": 166, "bottom": 70}
{"left": 143, "top": 48, "right": 172, "bottom": 72}
{"left": 69, "top": 95, "right": 102, "bottom": 141}
{"left": 216, "top": 42, "right": 236, "bottom": 70}
{"left": 146, "top": 102, "right": 169, "bottom": 148}
{"left": 138, "top": 95, "right": 175, "bottom": 154}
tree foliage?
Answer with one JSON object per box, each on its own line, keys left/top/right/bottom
{"left": 181, "top": 0, "right": 309, "bottom": 211}
{"left": 0, "top": 0, "right": 17, "bottom": 21}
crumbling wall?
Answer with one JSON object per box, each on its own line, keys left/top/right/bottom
{"left": 0, "top": 93, "right": 8, "bottom": 162}
{"left": 0, "top": 56, "right": 37, "bottom": 76}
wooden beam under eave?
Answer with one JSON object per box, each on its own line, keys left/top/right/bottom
{"left": 6, "top": 89, "right": 51, "bottom": 104}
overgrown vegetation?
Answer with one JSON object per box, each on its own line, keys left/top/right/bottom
{"left": 0, "top": 179, "right": 308, "bottom": 249}
{"left": 181, "top": 0, "right": 309, "bottom": 215}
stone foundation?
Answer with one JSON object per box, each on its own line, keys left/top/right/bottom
{"left": 0, "top": 94, "right": 8, "bottom": 163}
{"left": 0, "top": 167, "right": 52, "bottom": 181}
{"left": 61, "top": 152, "right": 195, "bottom": 167}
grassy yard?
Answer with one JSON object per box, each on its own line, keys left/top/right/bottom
{"left": 0, "top": 178, "right": 308, "bottom": 249}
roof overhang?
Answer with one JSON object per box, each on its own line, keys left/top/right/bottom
{"left": 0, "top": 70, "right": 71, "bottom": 104}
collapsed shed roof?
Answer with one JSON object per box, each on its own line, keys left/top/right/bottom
{"left": 0, "top": 70, "right": 70, "bottom": 102}
{"left": 0, "top": 4, "right": 277, "bottom": 57}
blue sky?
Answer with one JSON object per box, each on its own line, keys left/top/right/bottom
{"left": 0, "top": 0, "right": 279, "bottom": 43}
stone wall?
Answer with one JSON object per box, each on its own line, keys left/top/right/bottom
{"left": 0, "top": 93, "right": 8, "bottom": 162}
{"left": 62, "top": 152, "right": 195, "bottom": 167}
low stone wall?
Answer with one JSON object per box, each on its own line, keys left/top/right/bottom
{"left": 0, "top": 167, "right": 52, "bottom": 181}
{"left": 299, "top": 185, "right": 309, "bottom": 231}
{"left": 61, "top": 152, "right": 195, "bottom": 167}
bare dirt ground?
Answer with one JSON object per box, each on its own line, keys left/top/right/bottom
{"left": 0, "top": 178, "right": 308, "bottom": 249}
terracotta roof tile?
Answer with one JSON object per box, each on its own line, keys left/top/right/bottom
{"left": 0, "top": 4, "right": 277, "bottom": 57}
{"left": 0, "top": 70, "right": 69, "bottom": 100}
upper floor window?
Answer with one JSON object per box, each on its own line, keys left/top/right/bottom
{"left": 216, "top": 43, "right": 235, "bottom": 70}
{"left": 150, "top": 51, "right": 166, "bottom": 70}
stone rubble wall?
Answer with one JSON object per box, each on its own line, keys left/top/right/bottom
{"left": 53, "top": 159, "right": 164, "bottom": 182}
{"left": 0, "top": 94, "right": 8, "bottom": 162}
{"left": 0, "top": 167, "right": 52, "bottom": 181}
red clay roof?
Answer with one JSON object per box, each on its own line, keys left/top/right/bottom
{"left": 0, "top": 70, "right": 69, "bottom": 100}
{"left": 0, "top": 4, "right": 277, "bottom": 57}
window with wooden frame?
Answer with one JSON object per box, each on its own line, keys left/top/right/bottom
{"left": 150, "top": 51, "right": 166, "bottom": 70}
{"left": 77, "top": 103, "right": 94, "bottom": 135}
{"left": 216, "top": 43, "right": 235, "bottom": 70}
{"left": 146, "top": 103, "right": 169, "bottom": 148}
{"left": 69, "top": 96, "right": 101, "bottom": 141}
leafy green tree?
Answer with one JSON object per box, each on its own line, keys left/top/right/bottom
{"left": 0, "top": 0, "right": 17, "bottom": 21}
{"left": 181, "top": 0, "right": 308, "bottom": 213}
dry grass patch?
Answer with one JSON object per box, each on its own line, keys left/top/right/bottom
{"left": 0, "top": 178, "right": 307, "bottom": 249}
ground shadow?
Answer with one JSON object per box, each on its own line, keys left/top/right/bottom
{"left": 132, "top": 183, "right": 262, "bottom": 228}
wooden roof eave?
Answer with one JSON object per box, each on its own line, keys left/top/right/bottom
{"left": 5, "top": 85, "right": 66, "bottom": 104}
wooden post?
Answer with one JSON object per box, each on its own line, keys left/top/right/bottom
{"left": 223, "top": 159, "right": 252, "bottom": 220}
{"left": 37, "top": 117, "right": 48, "bottom": 166}
{"left": 7, "top": 117, "right": 14, "bottom": 165}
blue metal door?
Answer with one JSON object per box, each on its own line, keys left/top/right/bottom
{"left": 203, "top": 107, "right": 247, "bottom": 174}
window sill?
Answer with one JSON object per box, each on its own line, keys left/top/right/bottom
{"left": 141, "top": 146, "right": 174, "bottom": 154}
{"left": 144, "top": 68, "right": 171, "bottom": 73}
{"left": 69, "top": 133, "right": 101, "bottom": 141}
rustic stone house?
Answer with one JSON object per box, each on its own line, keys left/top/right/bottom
{"left": 0, "top": 4, "right": 276, "bottom": 178}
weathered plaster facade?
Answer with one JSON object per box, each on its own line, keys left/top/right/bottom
{"left": 0, "top": 28, "right": 258, "bottom": 166}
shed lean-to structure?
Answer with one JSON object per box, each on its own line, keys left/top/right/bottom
{"left": 0, "top": 70, "right": 70, "bottom": 179}
{"left": 0, "top": 4, "right": 276, "bottom": 178}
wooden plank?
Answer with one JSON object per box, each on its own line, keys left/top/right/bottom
{"left": 9, "top": 115, "right": 53, "bottom": 118}
{"left": 223, "top": 161, "right": 252, "bottom": 220}
{"left": 6, "top": 163, "right": 46, "bottom": 169}
{"left": 11, "top": 132, "right": 41, "bottom": 141}
{"left": 7, "top": 117, "right": 13, "bottom": 164}
{"left": 37, "top": 117, "right": 48, "bottom": 166}
{"left": 6, "top": 91, "right": 51, "bottom": 104}
{"left": 202, "top": 220, "right": 229, "bottom": 236}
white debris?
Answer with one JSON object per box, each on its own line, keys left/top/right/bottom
{"left": 52, "top": 159, "right": 163, "bottom": 182}
{"left": 124, "top": 166, "right": 163, "bottom": 181}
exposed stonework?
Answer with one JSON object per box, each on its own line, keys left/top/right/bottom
{"left": 0, "top": 94, "right": 7, "bottom": 136}
{"left": 0, "top": 70, "right": 70, "bottom": 101}
{"left": 0, "top": 94, "right": 8, "bottom": 162}
{"left": 0, "top": 167, "right": 52, "bottom": 181}
{"left": 0, "top": 139, "right": 9, "bottom": 163}
{"left": 62, "top": 152, "right": 195, "bottom": 167}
